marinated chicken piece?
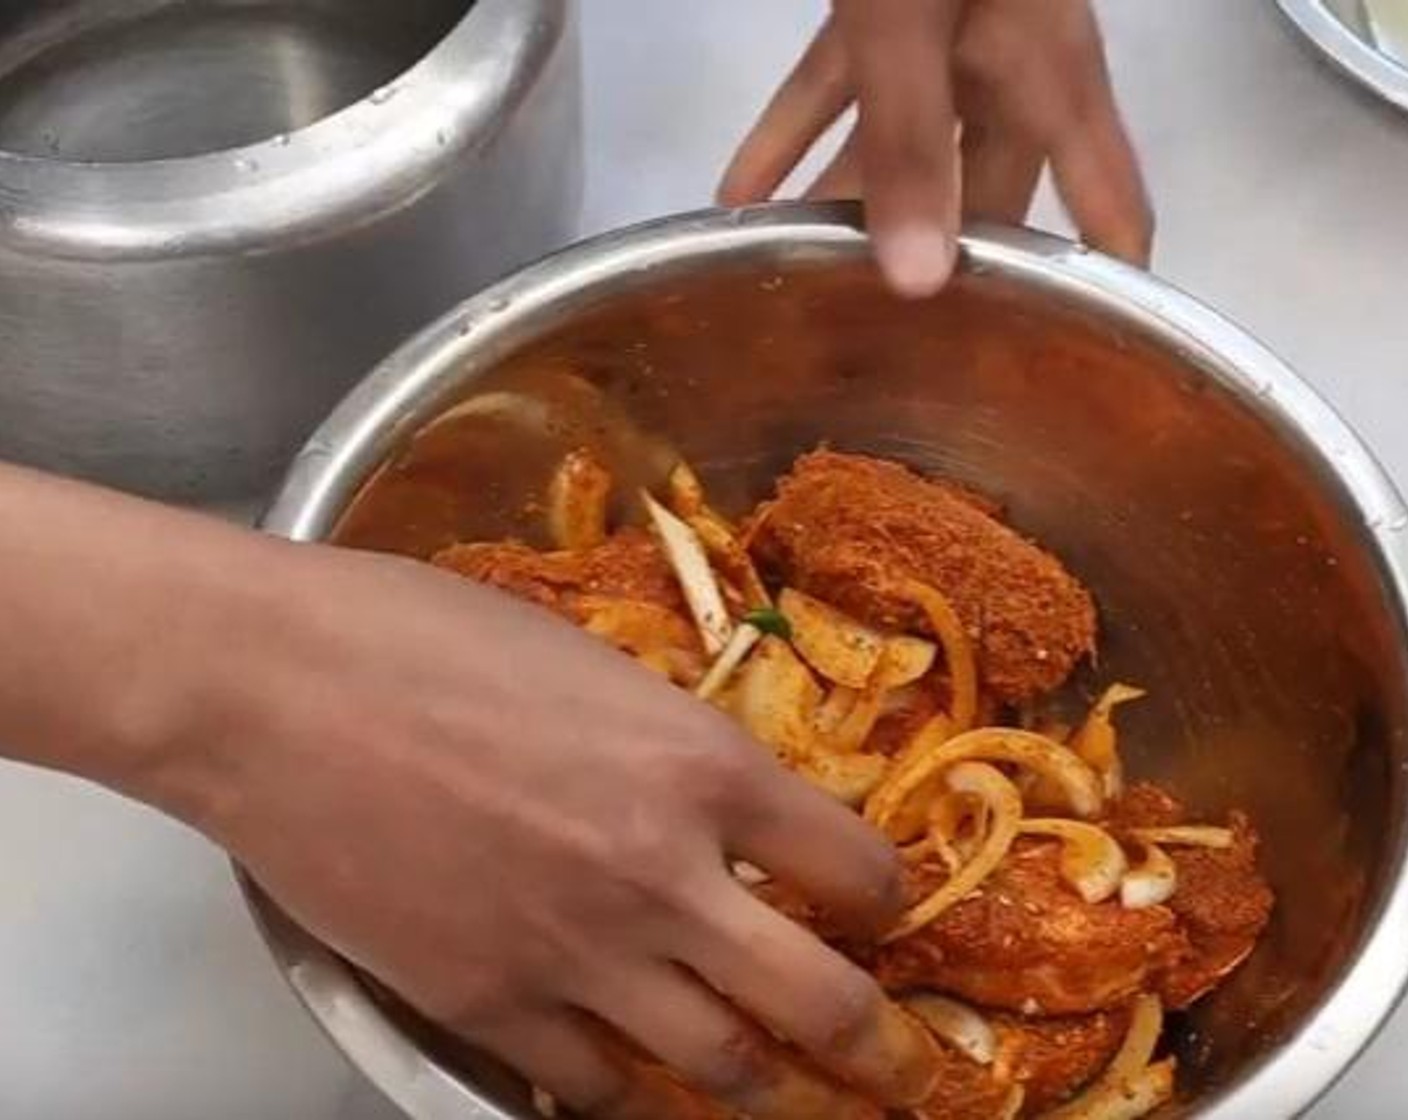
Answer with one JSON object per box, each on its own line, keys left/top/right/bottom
{"left": 904, "top": 1007, "right": 1129, "bottom": 1119}
{"left": 1112, "top": 785, "right": 1274, "bottom": 1009}
{"left": 748, "top": 451, "right": 1096, "bottom": 702}
{"left": 995, "top": 1008, "right": 1130, "bottom": 1115}
{"left": 434, "top": 527, "right": 686, "bottom": 623}
{"left": 874, "top": 840, "right": 1188, "bottom": 1016}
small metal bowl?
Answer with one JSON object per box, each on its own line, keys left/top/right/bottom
{"left": 0, "top": 0, "right": 581, "bottom": 501}
{"left": 254, "top": 204, "right": 1408, "bottom": 1118}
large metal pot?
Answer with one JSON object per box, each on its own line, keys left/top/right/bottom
{"left": 254, "top": 204, "right": 1408, "bottom": 1118}
{"left": 0, "top": 0, "right": 581, "bottom": 501}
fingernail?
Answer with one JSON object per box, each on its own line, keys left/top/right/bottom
{"left": 852, "top": 1003, "right": 942, "bottom": 1108}
{"left": 877, "top": 225, "right": 957, "bottom": 300}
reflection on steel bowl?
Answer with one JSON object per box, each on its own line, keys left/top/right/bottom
{"left": 251, "top": 203, "right": 1408, "bottom": 1119}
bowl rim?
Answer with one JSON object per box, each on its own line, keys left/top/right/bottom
{"left": 1277, "top": 0, "right": 1408, "bottom": 114}
{"left": 0, "top": 0, "right": 569, "bottom": 261}
{"left": 249, "top": 202, "right": 1408, "bottom": 1120}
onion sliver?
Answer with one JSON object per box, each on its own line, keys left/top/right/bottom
{"left": 546, "top": 449, "right": 612, "bottom": 551}
{"left": 882, "top": 635, "right": 938, "bottom": 689}
{"left": 643, "top": 492, "right": 733, "bottom": 655}
{"left": 695, "top": 623, "right": 762, "bottom": 701}
{"left": 1129, "top": 825, "right": 1234, "bottom": 849}
{"left": 903, "top": 993, "right": 997, "bottom": 1065}
{"left": 666, "top": 460, "right": 707, "bottom": 520}
{"left": 1042, "top": 994, "right": 1168, "bottom": 1120}
{"left": 1021, "top": 819, "right": 1128, "bottom": 904}
{"left": 690, "top": 509, "right": 771, "bottom": 609}
{"left": 895, "top": 578, "right": 978, "bottom": 734}
{"left": 998, "top": 1086, "right": 1026, "bottom": 1120}
{"left": 801, "top": 751, "right": 889, "bottom": 807}
{"left": 1120, "top": 840, "right": 1177, "bottom": 909}
{"left": 885, "top": 762, "right": 1022, "bottom": 942}
{"left": 815, "top": 645, "right": 905, "bottom": 754}
{"left": 781, "top": 587, "right": 885, "bottom": 688}
{"left": 867, "top": 728, "right": 1105, "bottom": 838}
{"left": 1071, "top": 684, "right": 1145, "bottom": 798}
{"left": 730, "top": 636, "right": 823, "bottom": 762}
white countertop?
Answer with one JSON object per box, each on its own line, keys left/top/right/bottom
{"left": 4, "top": 2, "right": 1407, "bottom": 1117}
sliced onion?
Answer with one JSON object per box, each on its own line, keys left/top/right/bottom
{"left": 780, "top": 587, "right": 886, "bottom": 688}
{"left": 1120, "top": 840, "right": 1177, "bottom": 909}
{"left": 867, "top": 728, "right": 1105, "bottom": 839}
{"left": 690, "top": 509, "right": 771, "bottom": 609}
{"left": 885, "top": 762, "right": 1023, "bottom": 942}
{"left": 902, "top": 581, "right": 976, "bottom": 727}
{"left": 695, "top": 623, "right": 762, "bottom": 701}
{"left": 643, "top": 492, "right": 733, "bottom": 655}
{"left": 1043, "top": 994, "right": 1169, "bottom": 1120}
{"left": 927, "top": 778, "right": 1003, "bottom": 872}
{"left": 894, "top": 578, "right": 978, "bottom": 734}
{"left": 881, "top": 635, "right": 938, "bottom": 689}
{"left": 546, "top": 448, "right": 612, "bottom": 551}
{"left": 997, "top": 1086, "right": 1026, "bottom": 1120}
{"left": 815, "top": 644, "right": 911, "bottom": 755}
{"left": 1129, "top": 825, "right": 1234, "bottom": 850}
{"left": 1021, "top": 819, "right": 1128, "bottom": 904}
{"left": 1071, "top": 684, "right": 1146, "bottom": 798}
{"left": 729, "top": 636, "right": 824, "bottom": 761}
{"left": 666, "top": 460, "right": 707, "bottom": 520}
{"left": 814, "top": 685, "right": 889, "bottom": 754}
{"left": 903, "top": 993, "right": 997, "bottom": 1065}
{"left": 800, "top": 751, "right": 890, "bottom": 807}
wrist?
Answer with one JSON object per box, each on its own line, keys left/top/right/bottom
{"left": 100, "top": 529, "right": 305, "bottom": 842}
{"left": 0, "top": 468, "right": 296, "bottom": 839}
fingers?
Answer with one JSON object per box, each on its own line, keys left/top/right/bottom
{"left": 833, "top": 0, "right": 965, "bottom": 298}
{"left": 683, "top": 883, "right": 939, "bottom": 1109}
{"left": 480, "top": 1011, "right": 700, "bottom": 1120}
{"left": 1047, "top": 73, "right": 1153, "bottom": 265}
{"left": 804, "top": 130, "right": 862, "bottom": 201}
{"left": 959, "top": 113, "right": 1044, "bottom": 226}
{"left": 718, "top": 21, "right": 854, "bottom": 206}
{"left": 724, "top": 761, "right": 903, "bottom": 937}
{"left": 956, "top": 1, "right": 1152, "bottom": 264}
{"left": 590, "top": 961, "right": 883, "bottom": 1119}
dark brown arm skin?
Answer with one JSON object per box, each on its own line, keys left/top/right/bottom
{"left": 0, "top": 464, "right": 937, "bottom": 1120}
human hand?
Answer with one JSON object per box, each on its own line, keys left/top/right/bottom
{"left": 719, "top": 0, "right": 1153, "bottom": 298}
{"left": 187, "top": 544, "right": 938, "bottom": 1119}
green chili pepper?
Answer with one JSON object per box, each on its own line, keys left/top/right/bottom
{"left": 743, "top": 606, "right": 793, "bottom": 640}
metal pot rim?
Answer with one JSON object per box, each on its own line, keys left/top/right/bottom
{"left": 0, "top": 0, "right": 565, "bottom": 260}
{"left": 253, "top": 202, "right": 1408, "bottom": 1120}
{"left": 1276, "top": 0, "right": 1408, "bottom": 115}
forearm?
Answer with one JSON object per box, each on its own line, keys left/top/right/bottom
{"left": 0, "top": 463, "right": 277, "bottom": 826}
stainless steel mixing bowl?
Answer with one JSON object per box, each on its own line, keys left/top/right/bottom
{"left": 253, "top": 204, "right": 1408, "bottom": 1118}
{"left": 0, "top": 0, "right": 581, "bottom": 501}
